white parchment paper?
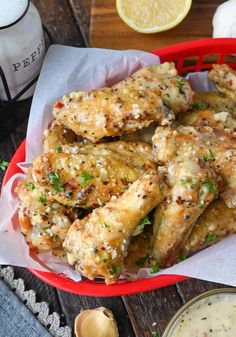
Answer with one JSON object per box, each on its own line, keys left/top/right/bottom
{"left": 0, "top": 45, "right": 235, "bottom": 286}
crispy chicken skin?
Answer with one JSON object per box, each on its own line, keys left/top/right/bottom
{"left": 151, "top": 160, "right": 218, "bottom": 266}
{"left": 52, "top": 87, "right": 171, "bottom": 143}
{"left": 15, "top": 169, "right": 79, "bottom": 253}
{"left": 32, "top": 142, "right": 155, "bottom": 208}
{"left": 209, "top": 64, "right": 236, "bottom": 100}
{"left": 192, "top": 92, "right": 236, "bottom": 117}
{"left": 42, "top": 120, "right": 82, "bottom": 153}
{"left": 178, "top": 108, "right": 236, "bottom": 132}
{"left": 63, "top": 170, "right": 166, "bottom": 284}
{"left": 115, "top": 62, "right": 194, "bottom": 113}
{"left": 182, "top": 199, "right": 236, "bottom": 257}
{"left": 152, "top": 125, "right": 236, "bottom": 208}
{"left": 52, "top": 63, "right": 193, "bottom": 142}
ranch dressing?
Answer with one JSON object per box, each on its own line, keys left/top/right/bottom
{"left": 0, "top": 0, "right": 45, "bottom": 100}
{"left": 164, "top": 290, "right": 236, "bottom": 337}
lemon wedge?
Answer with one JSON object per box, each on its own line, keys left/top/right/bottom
{"left": 116, "top": 0, "right": 192, "bottom": 34}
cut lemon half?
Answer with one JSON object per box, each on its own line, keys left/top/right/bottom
{"left": 116, "top": 0, "right": 192, "bottom": 34}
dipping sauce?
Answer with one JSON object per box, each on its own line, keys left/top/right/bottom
{"left": 163, "top": 289, "right": 236, "bottom": 337}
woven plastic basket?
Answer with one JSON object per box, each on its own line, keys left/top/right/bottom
{"left": 3, "top": 38, "right": 236, "bottom": 296}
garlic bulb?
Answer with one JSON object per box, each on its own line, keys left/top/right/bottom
{"left": 213, "top": 0, "right": 236, "bottom": 38}
{"left": 74, "top": 307, "right": 119, "bottom": 337}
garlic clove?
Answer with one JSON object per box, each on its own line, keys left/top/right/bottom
{"left": 213, "top": 0, "right": 236, "bottom": 38}
{"left": 74, "top": 307, "right": 119, "bottom": 337}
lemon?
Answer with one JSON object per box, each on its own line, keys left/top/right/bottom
{"left": 116, "top": 0, "right": 192, "bottom": 34}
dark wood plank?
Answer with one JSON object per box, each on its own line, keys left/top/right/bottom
{"left": 122, "top": 285, "right": 182, "bottom": 337}
{"left": 32, "top": 0, "right": 86, "bottom": 47}
{"left": 176, "top": 278, "right": 230, "bottom": 303}
{"left": 90, "top": 0, "right": 222, "bottom": 51}
{"left": 12, "top": 267, "right": 65, "bottom": 322}
{"left": 57, "top": 290, "right": 135, "bottom": 337}
{"left": 69, "top": 0, "right": 92, "bottom": 46}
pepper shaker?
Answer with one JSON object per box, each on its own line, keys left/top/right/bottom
{"left": 0, "top": 0, "right": 45, "bottom": 101}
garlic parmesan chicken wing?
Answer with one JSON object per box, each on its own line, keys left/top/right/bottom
{"left": 63, "top": 171, "right": 166, "bottom": 284}
{"left": 52, "top": 63, "right": 193, "bottom": 142}
{"left": 192, "top": 92, "right": 236, "bottom": 117}
{"left": 152, "top": 125, "right": 236, "bottom": 208}
{"left": 178, "top": 108, "right": 236, "bottom": 132}
{"left": 182, "top": 199, "right": 236, "bottom": 257}
{"left": 151, "top": 160, "right": 218, "bottom": 266}
{"left": 32, "top": 141, "right": 155, "bottom": 208}
{"left": 114, "top": 62, "right": 194, "bottom": 113}
{"left": 209, "top": 64, "right": 236, "bottom": 101}
{"left": 43, "top": 120, "right": 83, "bottom": 153}
{"left": 15, "top": 169, "right": 79, "bottom": 253}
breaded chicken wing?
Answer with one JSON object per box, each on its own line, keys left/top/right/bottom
{"left": 63, "top": 170, "right": 166, "bottom": 284}
{"left": 15, "top": 169, "right": 79, "bottom": 253}
{"left": 115, "top": 62, "right": 194, "bottom": 113}
{"left": 182, "top": 199, "right": 236, "bottom": 257}
{"left": 32, "top": 141, "right": 155, "bottom": 208}
{"left": 152, "top": 125, "right": 236, "bottom": 208}
{"left": 209, "top": 64, "right": 236, "bottom": 100}
{"left": 151, "top": 160, "right": 218, "bottom": 266}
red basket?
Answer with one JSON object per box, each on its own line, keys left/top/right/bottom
{"left": 3, "top": 38, "right": 236, "bottom": 296}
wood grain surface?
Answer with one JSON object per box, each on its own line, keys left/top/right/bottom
{"left": 90, "top": 0, "right": 223, "bottom": 51}
{"left": 0, "top": 1, "right": 231, "bottom": 337}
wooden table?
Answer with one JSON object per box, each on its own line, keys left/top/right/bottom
{"left": 0, "top": 1, "right": 228, "bottom": 336}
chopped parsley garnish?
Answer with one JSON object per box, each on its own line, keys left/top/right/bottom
{"left": 180, "top": 177, "right": 191, "bottom": 184}
{"left": 177, "top": 78, "right": 186, "bottom": 94}
{"left": 55, "top": 146, "right": 62, "bottom": 153}
{"left": 139, "top": 216, "right": 152, "bottom": 227}
{"left": 0, "top": 160, "right": 9, "bottom": 171}
{"left": 102, "top": 223, "right": 110, "bottom": 228}
{"left": 109, "top": 265, "right": 121, "bottom": 275}
{"left": 51, "top": 233, "right": 58, "bottom": 242}
{"left": 103, "top": 258, "right": 109, "bottom": 263}
{"left": 192, "top": 102, "right": 208, "bottom": 110}
{"left": 199, "top": 201, "right": 205, "bottom": 209}
{"left": 38, "top": 194, "right": 46, "bottom": 203}
{"left": 81, "top": 171, "right": 94, "bottom": 186}
{"left": 206, "top": 234, "right": 217, "bottom": 242}
{"left": 203, "top": 149, "right": 214, "bottom": 162}
{"left": 133, "top": 216, "right": 152, "bottom": 236}
{"left": 178, "top": 255, "right": 188, "bottom": 262}
{"left": 49, "top": 172, "right": 64, "bottom": 192}
{"left": 136, "top": 255, "right": 148, "bottom": 266}
{"left": 26, "top": 182, "right": 35, "bottom": 190}
{"left": 150, "top": 262, "right": 159, "bottom": 274}
{"left": 199, "top": 182, "right": 217, "bottom": 196}
{"left": 190, "top": 183, "right": 196, "bottom": 189}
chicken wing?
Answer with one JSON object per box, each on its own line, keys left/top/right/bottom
{"left": 52, "top": 87, "right": 173, "bottom": 143}
{"left": 114, "top": 62, "right": 194, "bottom": 113}
{"left": 31, "top": 141, "right": 155, "bottom": 208}
{"left": 178, "top": 108, "right": 236, "bottom": 132}
{"left": 209, "top": 64, "right": 236, "bottom": 100}
{"left": 63, "top": 170, "right": 166, "bottom": 284}
{"left": 151, "top": 159, "right": 218, "bottom": 266}
{"left": 152, "top": 125, "right": 236, "bottom": 208}
{"left": 42, "top": 120, "right": 83, "bottom": 153}
{"left": 15, "top": 169, "right": 79, "bottom": 253}
{"left": 52, "top": 63, "right": 193, "bottom": 142}
{"left": 192, "top": 92, "right": 236, "bottom": 116}
{"left": 182, "top": 199, "right": 236, "bottom": 257}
